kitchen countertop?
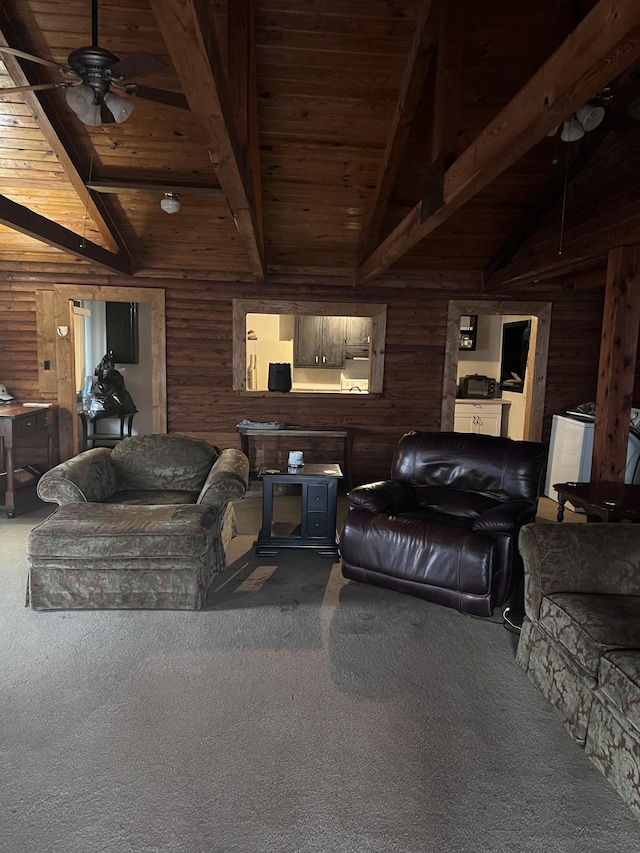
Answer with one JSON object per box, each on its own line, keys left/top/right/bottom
{"left": 455, "top": 398, "right": 511, "bottom": 404}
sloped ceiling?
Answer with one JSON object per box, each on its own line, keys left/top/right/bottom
{"left": 0, "top": 0, "right": 639, "bottom": 286}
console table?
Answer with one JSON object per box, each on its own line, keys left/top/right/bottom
{"left": 554, "top": 481, "right": 640, "bottom": 523}
{"left": 0, "top": 404, "right": 58, "bottom": 518}
{"left": 255, "top": 463, "right": 343, "bottom": 557}
{"left": 237, "top": 425, "right": 353, "bottom": 489}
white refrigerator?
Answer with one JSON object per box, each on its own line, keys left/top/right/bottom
{"left": 544, "top": 414, "right": 640, "bottom": 502}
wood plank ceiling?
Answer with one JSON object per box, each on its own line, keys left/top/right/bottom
{"left": 0, "top": 0, "right": 639, "bottom": 285}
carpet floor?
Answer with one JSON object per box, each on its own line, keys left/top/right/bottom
{"left": 1, "top": 495, "right": 637, "bottom": 853}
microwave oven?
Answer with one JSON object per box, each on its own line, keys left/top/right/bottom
{"left": 459, "top": 374, "right": 498, "bottom": 399}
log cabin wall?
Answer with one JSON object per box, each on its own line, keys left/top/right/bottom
{"left": 0, "top": 273, "right": 606, "bottom": 486}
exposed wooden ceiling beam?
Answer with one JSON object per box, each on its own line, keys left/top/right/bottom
{"left": 0, "top": 195, "right": 134, "bottom": 275}
{"left": 421, "top": 0, "right": 464, "bottom": 220}
{"left": 149, "top": 0, "right": 265, "bottom": 282}
{"left": 227, "top": 0, "right": 264, "bottom": 250}
{"left": 430, "top": 0, "right": 464, "bottom": 168}
{"left": 357, "top": 0, "right": 438, "bottom": 263}
{"left": 0, "top": 22, "right": 129, "bottom": 259}
{"left": 358, "top": 0, "right": 640, "bottom": 284}
{"left": 86, "top": 180, "right": 224, "bottom": 197}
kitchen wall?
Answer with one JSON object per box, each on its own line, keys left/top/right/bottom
{"left": 457, "top": 314, "right": 534, "bottom": 440}
{"left": 246, "top": 312, "right": 370, "bottom": 393}
{"left": 457, "top": 315, "right": 503, "bottom": 382}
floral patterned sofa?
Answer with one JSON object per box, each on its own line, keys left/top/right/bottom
{"left": 516, "top": 522, "right": 640, "bottom": 818}
{"left": 28, "top": 434, "right": 249, "bottom": 610}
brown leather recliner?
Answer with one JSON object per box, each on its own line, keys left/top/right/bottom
{"left": 339, "top": 431, "right": 547, "bottom": 617}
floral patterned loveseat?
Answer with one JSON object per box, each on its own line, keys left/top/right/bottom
{"left": 28, "top": 434, "right": 249, "bottom": 610}
{"left": 516, "top": 522, "right": 640, "bottom": 818}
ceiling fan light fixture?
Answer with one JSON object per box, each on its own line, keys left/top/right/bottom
{"left": 560, "top": 116, "right": 585, "bottom": 142}
{"left": 160, "top": 192, "right": 180, "bottom": 214}
{"left": 80, "top": 103, "right": 103, "bottom": 126}
{"left": 104, "top": 90, "right": 134, "bottom": 123}
{"left": 576, "top": 102, "right": 605, "bottom": 132}
{"left": 65, "top": 84, "right": 96, "bottom": 117}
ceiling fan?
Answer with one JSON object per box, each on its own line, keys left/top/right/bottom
{"left": 548, "top": 78, "right": 640, "bottom": 143}
{"left": 0, "top": 0, "right": 189, "bottom": 125}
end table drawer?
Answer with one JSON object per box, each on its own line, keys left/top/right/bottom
{"left": 307, "top": 512, "right": 328, "bottom": 538}
{"left": 308, "top": 484, "right": 328, "bottom": 511}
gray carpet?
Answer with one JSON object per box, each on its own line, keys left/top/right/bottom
{"left": 1, "top": 499, "right": 639, "bottom": 853}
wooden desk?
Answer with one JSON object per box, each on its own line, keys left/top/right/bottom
{"left": 554, "top": 481, "right": 640, "bottom": 523}
{"left": 255, "top": 463, "right": 343, "bottom": 557}
{"left": 0, "top": 404, "right": 58, "bottom": 518}
{"left": 237, "top": 425, "right": 353, "bottom": 489}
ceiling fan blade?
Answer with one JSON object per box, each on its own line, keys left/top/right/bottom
{"left": 607, "top": 79, "right": 640, "bottom": 100}
{"left": 0, "top": 81, "right": 65, "bottom": 97}
{"left": 122, "top": 84, "right": 189, "bottom": 110}
{"left": 0, "top": 45, "right": 72, "bottom": 74}
{"left": 605, "top": 108, "right": 639, "bottom": 132}
{"left": 109, "top": 52, "right": 167, "bottom": 80}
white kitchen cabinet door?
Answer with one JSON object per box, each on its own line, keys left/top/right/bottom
{"left": 453, "top": 412, "right": 476, "bottom": 433}
{"left": 454, "top": 402, "right": 503, "bottom": 437}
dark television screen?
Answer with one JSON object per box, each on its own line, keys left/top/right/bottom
{"left": 500, "top": 320, "right": 531, "bottom": 393}
{"left": 106, "top": 301, "right": 139, "bottom": 364}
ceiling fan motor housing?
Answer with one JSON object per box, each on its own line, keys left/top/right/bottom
{"left": 68, "top": 46, "right": 119, "bottom": 102}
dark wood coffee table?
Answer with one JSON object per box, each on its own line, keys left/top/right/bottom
{"left": 554, "top": 481, "right": 640, "bottom": 523}
{"left": 256, "top": 463, "right": 343, "bottom": 557}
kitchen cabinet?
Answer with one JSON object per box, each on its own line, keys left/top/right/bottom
{"left": 294, "top": 315, "right": 345, "bottom": 368}
{"left": 345, "top": 316, "right": 371, "bottom": 358}
{"left": 454, "top": 400, "right": 509, "bottom": 437}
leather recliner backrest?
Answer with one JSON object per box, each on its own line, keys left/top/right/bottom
{"left": 391, "top": 431, "right": 547, "bottom": 503}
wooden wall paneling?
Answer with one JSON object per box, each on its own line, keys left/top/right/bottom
{"left": 540, "top": 288, "right": 605, "bottom": 430}
{"left": 0, "top": 283, "right": 56, "bottom": 406}
{"left": 592, "top": 246, "right": 640, "bottom": 483}
{"left": 35, "top": 288, "right": 57, "bottom": 394}
{"left": 0, "top": 272, "right": 611, "bottom": 486}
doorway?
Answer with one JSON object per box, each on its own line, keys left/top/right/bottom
{"left": 43, "top": 284, "right": 166, "bottom": 460}
{"left": 441, "top": 300, "right": 551, "bottom": 441}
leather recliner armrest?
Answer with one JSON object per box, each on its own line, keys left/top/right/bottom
{"left": 347, "top": 480, "right": 416, "bottom": 514}
{"left": 472, "top": 499, "right": 536, "bottom": 533}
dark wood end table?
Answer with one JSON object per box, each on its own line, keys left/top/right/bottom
{"left": 554, "top": 481, "right": 640, "bottom": 523}
{"left": 256, "top": 463, "right": 343, "bottom": 557}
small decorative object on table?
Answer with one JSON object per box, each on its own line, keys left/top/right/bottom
{"left": 288, "top": 450, "right": 304, "bottom": 468}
